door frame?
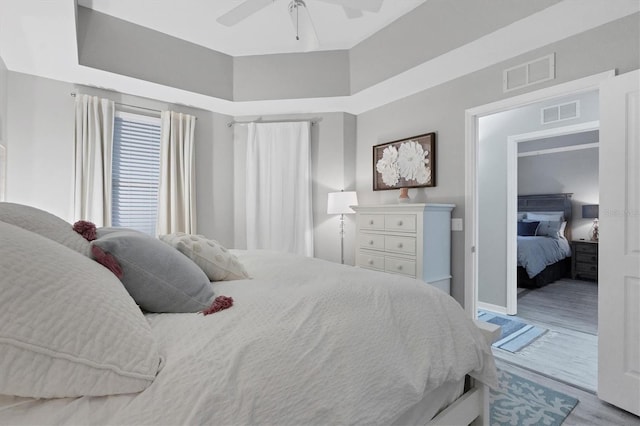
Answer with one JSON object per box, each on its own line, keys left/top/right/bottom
{"left": 504, "top": 121, "right": 600, "bottom": 315}
{"left": 464, "top": 69, "right": 615, "bottom": 318}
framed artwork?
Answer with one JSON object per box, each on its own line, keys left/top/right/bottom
{"left": 373, "top": 132, "right": 436, "bottom": 191}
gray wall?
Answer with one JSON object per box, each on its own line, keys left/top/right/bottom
{"left": 4, "top": 71, "right": 235, "bottom": 247}
{"left": 0, "top": 55, "right": 7, "bottom": 201}
{"left": 518, "top": 147, "right": 599, "bottom": 241}
{"left": 233, "top": 51, "right": 350, "bottom": 101}
{"left": 0, "top": 56, "right": 6, "bottom": 147}
{"left": 355, "top": 14, "right": 639, "bottom": 305}
{"left": 349, "top": 0, "right": 560, "bottom": 93}
{"left": 76, "top": 6, "right": 234, "bottom": 100}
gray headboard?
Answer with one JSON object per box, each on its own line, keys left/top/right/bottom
{"left": 518, "top": 193, "right": 573, "bottom": 239}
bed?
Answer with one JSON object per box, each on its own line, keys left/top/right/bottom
{"left": 517, "top": 194, "right": 573, "bottom": 288}
{"left": 0, "top": 202, "right": 497, "bottom": 425}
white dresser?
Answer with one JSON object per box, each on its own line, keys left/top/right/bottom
{"left": 352, "top": 204, "right": 455, "bottom": 294}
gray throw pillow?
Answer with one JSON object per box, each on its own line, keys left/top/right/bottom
{"left": 536, "top": 220, "right": 564, "bottom": 239}
{"left": 91, "top": 228, "right": 214, "bottom": 313}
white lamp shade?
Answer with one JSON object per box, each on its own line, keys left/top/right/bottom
{"left": 327, "top": 191, "right": 358, "bottom": 215}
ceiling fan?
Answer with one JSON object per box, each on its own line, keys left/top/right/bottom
{"left": 217, "top": 0, "right": 384, "bottom": 50}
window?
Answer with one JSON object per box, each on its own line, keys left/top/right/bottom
{"left": 112, "top": 111, "right": 161, "bottom": 235}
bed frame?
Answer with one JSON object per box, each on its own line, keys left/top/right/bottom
{"left": 425, "top": 323, "right": 498, "bottom": 425}
{"left": 517, "top": 193, "right": 573, "bottom": 288}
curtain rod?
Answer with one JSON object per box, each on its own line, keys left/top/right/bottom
{"left": 71, "top": 92, "right": 162, "bottom": 116}
{"left": 226, "top": 118, "right": 318, "bottom": 128}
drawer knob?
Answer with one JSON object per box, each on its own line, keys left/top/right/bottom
{"left": 369, "top": 240, "right": 374, "bottom": 245}
{"left": 369, "top": 220, "right": 374, "bottom": 225}
{"left": 397, "top": 243, "right": 403, "bottom": 248}
{"left": 397, "top": 220, "right": 403, "bottom": 226}
{"left": 368, "top": 259, "right": 374, "bottom": 265}
{"left": 397, "top": 265, "right": 403, "bottom": 270}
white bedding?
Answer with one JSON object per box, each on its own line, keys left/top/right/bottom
{"left": 0, "top": 250, "right": 496, "bottom": 425}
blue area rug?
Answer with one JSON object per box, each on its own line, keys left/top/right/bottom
{"left": 478, "top": 310, "right": 547, "bottom": 353}
{"left": 490, "top": 369, "right": 578, "bottom": 426}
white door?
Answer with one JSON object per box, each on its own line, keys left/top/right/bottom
{"left": 598, "top": 69, "right": 640, "bottom": 416}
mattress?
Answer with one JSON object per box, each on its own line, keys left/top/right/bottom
{"left": 0, "top": 250, "right": 496, "bottom": 425}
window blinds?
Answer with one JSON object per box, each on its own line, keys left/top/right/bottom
{"left": 112, "top": 112, "right": 162, "bottom": 236}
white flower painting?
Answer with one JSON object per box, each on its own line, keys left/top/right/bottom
{"left": 374, "top": 133, "right": 435, "bottom": 189}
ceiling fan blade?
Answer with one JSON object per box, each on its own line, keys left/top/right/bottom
{"left": 288, "top": 1, "right": 320, "bottom": 51}
{"left": 316, "top": 0, "right": 383, "bottom": 13}
{"left": 343, "top": 6, "right": 363, "bottom": 18}
{"left": 217, "top": 0, "right": 274, "bottom": 26}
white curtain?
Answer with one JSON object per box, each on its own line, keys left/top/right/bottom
{"left": 157, "top": 111, "right": 196, "bottom": 235}
{"left": 245, "top": 122, "right": 314, "bottom": 256}
{"left": 73, "top": 94, "right": 115, "bottom": 227}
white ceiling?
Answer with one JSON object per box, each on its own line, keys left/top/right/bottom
{"left": 76, "top": 0, "right": 427, "bottom": 56}
{"left": 1, "top": 1, "right": 638, "bottom": 116}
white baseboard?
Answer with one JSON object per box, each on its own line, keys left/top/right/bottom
{"left": 477, "top": 302, "right": 509, "bottom": 315}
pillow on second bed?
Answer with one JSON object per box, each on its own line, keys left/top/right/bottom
{"left": 517, "top": 221, "right": 539, "bottom": 236}
{"left": 92, "top": 228, "right": 215, "bottom": 313}
{"left": 0, "top": 221, "right": 160, "bottom": 398}
{"left": 160, "top": 233, "right": 250, "bottom": 281}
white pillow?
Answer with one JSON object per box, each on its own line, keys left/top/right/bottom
{"left": 525, "top": 212, "right": 564, "bottom": 222}
{"left": 0, "top": 221, "right": 160, "bottom": 398}
{"left": 0, "top": 202, "right": 90, "bottom": 257}
{"left": 160, "top": 233, "right": 250, "bottom": 281}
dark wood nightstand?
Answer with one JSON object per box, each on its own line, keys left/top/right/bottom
{"left": 571, "top": 240, "right": 598, "bottom": 281}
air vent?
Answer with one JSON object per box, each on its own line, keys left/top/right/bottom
{"left": 503, "top": 54, "right": 555, "bottom": 92}
{"left": 541, "top": 100, "right": 580, "bottom": 124}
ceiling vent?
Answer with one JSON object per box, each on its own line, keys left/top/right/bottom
{"left": 541, "top": 100, "right": 580, "bottom": 124}
{"left": 503, "top": 53, "right": 555, "bottom": 92}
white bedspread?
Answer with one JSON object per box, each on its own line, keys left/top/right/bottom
{"left": 0, "top": 250, "right": 496, "bottom": 425}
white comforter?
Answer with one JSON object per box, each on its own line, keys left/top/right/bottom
{"left": 0, "top": 250, "right": 496, "bottom": 425}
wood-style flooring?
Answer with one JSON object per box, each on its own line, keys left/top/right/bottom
{"left": 492, "top": 279, "right": 598, "bottom": 392}
{"left": 493, "top": 279, "right": 639, "bottom": 424}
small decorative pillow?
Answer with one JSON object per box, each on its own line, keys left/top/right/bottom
{"left": 0, "top": 202, "right": 90, "bottom": 257}
{"left": 0, "top": 221, "right": 160, "bottom": 398}
{"left": 536, "top": 220, "right": 565, "bottom": 239}
{"left": 160, "top": 233, "right": 250, "bottom": 281}
{"left": 517, "top": 221, "right": 539, "bottom": 236}
{"left": 92, "top": 228, "right": 215, "bottom": 313}
{"left": 526, "top": 212, "right": 564, "bottom": 222}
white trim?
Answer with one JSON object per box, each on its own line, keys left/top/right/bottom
{"left": 115, "top": 110, "right": 161, "bottom": 125}
{"left": 477, "top": 302, "right": 509, "bottom": 316}
{"left": 464, "top": 70, "right": 614, "bottom": 319}
{"left": 518, "top": 142, "right": 599, "bottom": 157}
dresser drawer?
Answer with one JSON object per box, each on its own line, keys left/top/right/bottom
{"left": 358, "top": 214, "right": 384, "bottom": 230}
{"left": 384, "top": 257, "right": 416, "bottom": 277}
{"left": 574, "top": 243, "right": 598, "bottom": 254}
{"left": 359, "top": 233, "right": 385, "bottom": 250}
{"left": 357, "top": 251, "right": 385, "bottom": 271}
{"left": 384, "top": 235, "right": 416, "bottom": 255}
{"left": 384, "top": 214, "right": 416, "bottom": 232}
{"left": 575, "top": 252, "right": 598, "bottom": 264}
{"left": 576, "top": 262, "right": 598, "bottom": 275}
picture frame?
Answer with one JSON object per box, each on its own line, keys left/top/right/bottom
{"left": 373, "top": 132, "right": 436, "bottom": 191}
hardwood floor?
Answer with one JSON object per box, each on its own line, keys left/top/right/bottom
{"left": 491, "top": 278, "right": 639, "bottom": 424}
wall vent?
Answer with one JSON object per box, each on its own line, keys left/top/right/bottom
{"left": 541, "top": 100, "right": 580, "bottom": 124}
{"left": 503, "top": 53, "right": 555, "bottom": 92}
